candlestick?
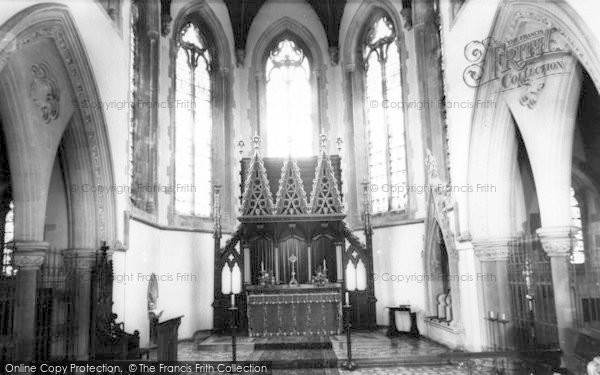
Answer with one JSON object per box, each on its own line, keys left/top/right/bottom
{"left": 345, "top": 292, "right": 350, "bottom": 306}
{"left": 230, "top": 293, "right": 235, "bottom": 308}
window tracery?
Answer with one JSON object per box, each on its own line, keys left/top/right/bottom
{"left": 363, "top": 16, "right": 408, "bottom": 213}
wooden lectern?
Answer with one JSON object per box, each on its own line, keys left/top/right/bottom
{"left": 157, "top": 315, "right": 183, "bottom": 361}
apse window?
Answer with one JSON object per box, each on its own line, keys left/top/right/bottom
{"left": 174, "top": 22, "right": 213, "bottom": 217}
{"left": 265, "top": 39, "right": 312, "bottom": 157}
{"left": 363, "top": 15, "right": 408, "bottom": 214}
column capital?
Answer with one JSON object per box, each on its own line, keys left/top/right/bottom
{"left": 63, "top": 248, "right": 97, "bottom": 270}
{"left": 536, "top": 226, "right": 577, "bottom": 257}
{"left": 11, "top": 241, "right": 48, "bottom": 270}
{"left": 472, "top": 237, "right": 512, "bottom": 262}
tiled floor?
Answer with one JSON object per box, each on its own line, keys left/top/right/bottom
{"left": 149, "top": 330, "right": 535, "bottom": 374}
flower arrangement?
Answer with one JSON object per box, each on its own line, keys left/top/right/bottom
{"left": 312, "top": 265, "right": 329, "bottom": 286}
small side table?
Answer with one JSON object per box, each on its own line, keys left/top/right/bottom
{"left": 387, "top": 305, "right": 419, "bottom": 338}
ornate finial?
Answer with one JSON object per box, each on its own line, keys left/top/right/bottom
{"left": 237, "top": 139, "right": 245, "bottom": 157}
{"left": 425, "top": 148, "right": 440, "bottom": 180}
{"left": 251, "top": 132, "right": 261, "bottom": 151}
{"left": 361, "top": 178, "right": 370, "bottom": 208}
{"left": 319, "top": 132, "right": 328, "bottom": 153}
{"left": 213, "top": 183, "right": 222, "bottom": 238}
{"left": 336, "top": 137, "right": 343, "bottom": 154}
{"left": 361, "top": 177, "right": 372, "bottom": 232}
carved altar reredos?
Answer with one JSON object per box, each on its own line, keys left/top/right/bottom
{"left": 239, "top": 135, "right": 345, "bottom": 223}
{"left": 214, "top": 134, "right": 377, "bottom": 331}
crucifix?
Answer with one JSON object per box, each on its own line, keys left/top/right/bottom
{"left": 288, "top": 254, "right": 298, "bottom": 286}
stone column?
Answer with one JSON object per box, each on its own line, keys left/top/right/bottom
{"left": 473, "top": 238, "right": 511, "bottom": 349}
{"left": 537, "top": 226, "right": 576, "bottom": 356}
{"left": 63, "top": 248, "right": 96, "bottom": 360}
{"left": 13, "top": 241, "right": 48, "bottom": 360}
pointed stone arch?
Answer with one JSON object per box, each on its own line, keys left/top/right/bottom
{"left": 466, "top": 0, "right": 600, "bottom": 238}
{"left": 0, "top": 3, "right": 117, "bottom": 249}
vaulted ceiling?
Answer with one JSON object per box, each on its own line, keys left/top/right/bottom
{"left": 223, "top": 0, "right": 347, "bottom": 66}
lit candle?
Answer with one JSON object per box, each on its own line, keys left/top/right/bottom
{"left": 230, "top": 293, "right": 235, "bottom": 307}
{"left": 345, "top": 292, "right": 350, "bottom": 306}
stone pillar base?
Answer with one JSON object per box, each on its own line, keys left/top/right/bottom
{"left": 12, "top": 241, "right": 48, "bottom": 361}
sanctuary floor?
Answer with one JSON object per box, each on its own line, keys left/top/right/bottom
{"left": 147, "top": 329, "right": 553, "bottom": 374}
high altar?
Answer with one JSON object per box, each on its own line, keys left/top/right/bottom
{"left": 213, "top": 135, "right": 376, "bottom": 336}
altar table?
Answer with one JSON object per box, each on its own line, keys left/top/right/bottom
{"left": 246, "top": 284, "right": 342, "bottom": 337}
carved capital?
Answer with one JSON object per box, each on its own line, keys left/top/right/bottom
{"left": 536, "top": 226, "right": 577, "bottom": 257}
{"left": 63, "top": 248, "right": 97, "bottom": 271}
{"left": 472, "top": 238, "right": 512, "bottom": 261}
{"left": 236, "top": 49, "right": 246, "bottom": 68}
{"left": 328, "top": 46, "right": 339, "bottom": 66}
{"left": 11, "top": 241, "right": 49, "bottom": 270}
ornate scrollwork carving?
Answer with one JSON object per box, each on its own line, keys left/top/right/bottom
{"left": 472, "top": 239, "right": 511, "bottom": 261}
{"left": 536, "top": 226, "right": 577, "bottom": 257}
{"left": 519, "top": 79, "right": 546, "bottom": 109}
{"left": 328, "top": 46, "right": 339, "bottom": 66}
{"left": 30, "top": 62, "right": 60, "bottom": 124}
{"left": 425, "top": 149, "right": 457, "bottom": 258}
{"left": 12, "top": 253, "right": 45, "bottom": 270}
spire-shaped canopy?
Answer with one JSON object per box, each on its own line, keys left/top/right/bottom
{"left": 310, "top": 133, "right": 343, "bottom": 214}
{"left": 240, "top": 136, "right": 274, "bottom": 216}
{"left": 274, "top": 156, "right": 309, "bottom": 215}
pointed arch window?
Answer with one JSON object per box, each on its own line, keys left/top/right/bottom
{"left": 570, "top": 187, "right": 586, "bottom": 264}
{"left": 2, "top": 202, "right": 15, "bottom": 277}
{"left": 265, "top": 39, "right": 312, "bottom": 157}
{"left": 174, "top": 22, "right": 213, "bottom": 217}
{"left": 362, "top": 15, "right": 408, "bottom": 214}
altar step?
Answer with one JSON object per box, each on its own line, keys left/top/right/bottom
{"left": 255, "top": 336, "right": 333, "bottom": 351}
{"left": 258, "top": 340, "right": 448, "bottom": 369}
{"left": 191, "top": 330, "right": 453, "bottom": 369}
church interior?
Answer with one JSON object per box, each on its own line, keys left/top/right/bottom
{"left": 1, "top": 0, "right": 600, "bottom": 374}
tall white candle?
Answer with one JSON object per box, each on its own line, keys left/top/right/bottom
{"left": 230, "top": 293, "right": 235, "bottom": 307}
{"left": 345, "top": 292, "right": 350, "bottom": 306}
{"left": 323, "top": 259, "right": 327, "bottom": 271}
{"left": 261, "top": 261, "right": 265, "bottom": 272}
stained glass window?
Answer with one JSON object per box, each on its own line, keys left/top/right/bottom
{"left": 363, "top": 16, "right": 407, "bottom": 213}
{"left": 265, "top": 39, "right": 312, "bottom": 157}
{"left": 570, "top": 187, "right": 585, "bottom": 264}
{"left": 175, "top": 22, "right": 212, "bottom": 217}
{"left": 2, "top": 202, "right": 15, "bottom": 276}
